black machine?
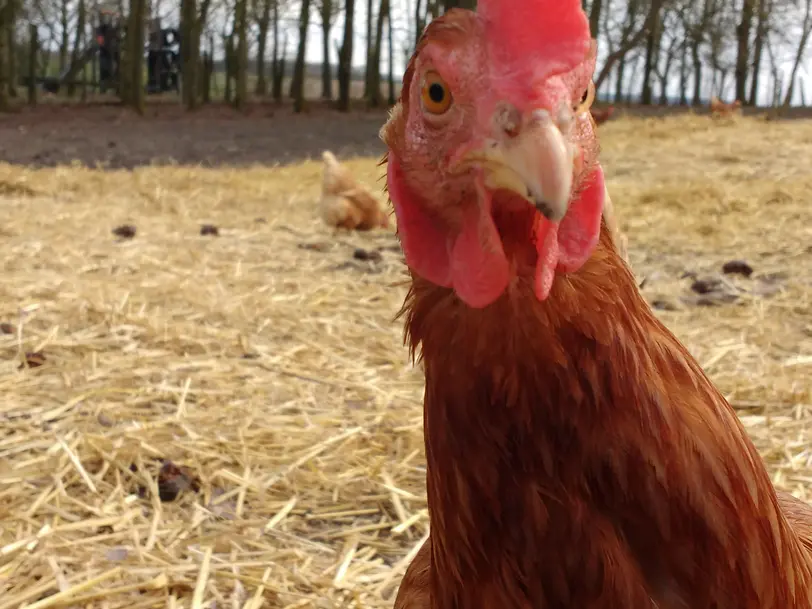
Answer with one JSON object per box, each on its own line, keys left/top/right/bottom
{"left": 37, "top": 10, "right": 181, "bottom": 96}
{"left": 147, "top": 21, "right": 181, "bottom": 94}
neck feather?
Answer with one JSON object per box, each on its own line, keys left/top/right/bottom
{"left": 399, "top": 226, "right": 811, "bottom": 607}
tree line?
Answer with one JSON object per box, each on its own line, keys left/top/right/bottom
{"left": 0, "top": 0, "right": 810, "bottom": 113}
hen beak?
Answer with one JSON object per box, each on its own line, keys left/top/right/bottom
{"left": 450, "top": 107, "right": 574, "bottom": 222}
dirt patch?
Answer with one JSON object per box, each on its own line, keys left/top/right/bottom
{"left": 0, "top": 102, "right": 390, "bottom": 169}
{"left": 3, "top": 100, "right": 812, "bottom": 170}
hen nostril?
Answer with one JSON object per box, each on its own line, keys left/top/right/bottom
{"left": 494, "top": 102, "right": 522, "bottom": 138}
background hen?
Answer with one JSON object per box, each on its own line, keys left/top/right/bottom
{"left": 590, "top": 105, "right": 615, "bottom": 125}
{"left": 710, "top": 95, "right": 743, "bottom": 119}
{"left": 320, "top": 150, "right": 389, "bottom": 230}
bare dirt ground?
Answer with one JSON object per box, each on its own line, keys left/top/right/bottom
{"left": 2, "top": 100, "right": 811, "bottom": 169}
{"left": 0, "top": 102, "right": 390, "bottom": 169}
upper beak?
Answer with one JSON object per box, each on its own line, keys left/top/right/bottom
{"left": 449, "top": 107, "right": 575, "bottom": 222}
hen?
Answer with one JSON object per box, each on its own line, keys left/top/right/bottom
{"left": 590, "top": 104, "right": 615, "bottom": 126}
{"left": 320, "top": 150, "right": 389, "bottom": 230}
{"left": 381, "top": 1, "right": 812, "bottom": 607}
{"left": 710, "top": 95, "right": 742, "bottom": 119}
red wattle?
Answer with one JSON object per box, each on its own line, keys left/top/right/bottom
{"left": 387, "top": 155, "right": 453, "bottom": 288}
{"left": 449, "top": 194, "right": 510, "bottom": 309}
{"left": 557, "top": 165, "right": 606, "bottom": 273}
{"left": 532, "top": 165, "right": 606, "bottom": 300}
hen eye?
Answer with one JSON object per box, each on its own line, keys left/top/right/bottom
{"left": 573, "top": 81, "right": 595, "bottom": 114}
{"left": 421, "top": 71, "right": 453, "bottom": 115}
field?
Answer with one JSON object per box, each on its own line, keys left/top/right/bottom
{"left": 0, "top": 106, "right": 811, "bottom": 608}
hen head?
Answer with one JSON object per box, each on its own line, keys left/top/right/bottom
{"left": 381, "top": 0, "right": 606, "bottom": 308}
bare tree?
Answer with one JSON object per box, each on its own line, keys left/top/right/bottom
{"left": 748, "top": 0, "right": 771, "bottom": 105}
{"left": 67, "top": 0, "right": 86, "bottom": 97}
{"left": 128, "top": 0, "right": 147, "bottom": 114}
{"left": 0, "top": 0, "right": 11, "bottom": 110}
{"left": 27, "top": 23, "right": 37, "bottom": 106}
{"left": 766, "top": 35, "right": 782, "bottom": 106}
{"left": 180, "top": 0, "right": 197, "bottom": 105}
{"left": 783, "top": 0, "right": 812, "bottom": 106}
{"left": 640, "top": 2, "right": 664, "bottom": 104}
{"left": 318, "top": 0, "right": 340, "bottom": 99}
{"left": 337, "top": 0, "right": 355, "bottom": 110}
{"left": 271, "top": 0, "right": 284, "bottom": 101}
{"left": 589, "top": 0, "right": 604, "bottom": 38}
{"left": 234, "top": 0, "right": 249, "bottom": 110}
{"left": 291, "top": 0, "right": 311, "bottom": 112}
{"left": 414, "top": 0, "right": 424, "bottom": 48}
{"left": 387, "top": 0, "right": 395, "bottom": 104}
{"left": 59, "top": 0, "right": 69, "bottom": 72}
{"left": 653, "top": 13, "right": 683, "bottom": 104}
{"left": 734, "top": 0, "right": 756, "bottom": 103}
{"left": 6, "top": 0, "right": 18, "bottom": 98}
{"left": 254, "top": 0, "right": 272, "bottom": 95}
{"left": 180, "top": 0, "right": 213, "bottom": 108}
{"left": 594, "top": 0, "right": 663, "bottom": 89}
{"left": 368, "top": 0, "right": 387, "bottom": 107}
{"left": 364, "top": 0, "right": 373, "bottom": 99}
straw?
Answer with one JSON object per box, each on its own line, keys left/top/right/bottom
{"left": 0, "top": 113, "right": 809, "bottom": 607}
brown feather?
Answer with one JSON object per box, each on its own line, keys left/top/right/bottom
{"left": 392, "top": 224, "right": 812, "bottom": 608}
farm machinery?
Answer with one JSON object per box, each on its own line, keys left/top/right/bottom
{"left": 37, "top": 6, "right": 181, "bottom": 96}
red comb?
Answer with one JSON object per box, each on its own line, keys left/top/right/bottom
{"left": 478, "top": 0, "right": 591, "bottom": 79}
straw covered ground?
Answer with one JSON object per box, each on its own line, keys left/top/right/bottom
{"left": 1, "top": 112, "right": 811, "bottom": 608}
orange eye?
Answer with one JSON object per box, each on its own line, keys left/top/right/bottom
{"left": 573, "top": 81, "right": 595, "bottom": 114}
{"left": 421, "top": 71, "right": 453, "bottom": 115}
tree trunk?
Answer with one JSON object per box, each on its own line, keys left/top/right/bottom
{"left": 0, "top": 0, "right": 10, "bottom": 111}
{"left": 256, "top": 0, "right": 271, "bottom": 95}
{"left": 320, "top": 0, "right": 333, "bottom": 99}
{"left": 271, "top": 0, "right": 283, "bottom": 101}
{"left": 128, "top": 0, "right": 146, "bottom": 113}
{"left": 387, "top": 0, "right": 395, "bottom": 105}
{"left": 337, "top": 0, "right": 355, "bottom": 111}
{"left": 414, "top": 0, "right": 424, "bottom": 48}
{"left": 6, "top": 0, "right": 17, "bottom": 97}
{"left": 783, "top": 0, "right": 812, "bottom": 107}
{"left": 27, "top": 23, "right": 37, "bottom": 106}
{"left": 657, "top": 44, "right": 676, "bottom": 105}
{"left": 204, "top": 36, "right": 214, "bottom": 102}
{"left": 224, "top": 33, "right": 234, "bottom": 103}
{"left": 588, "top": 0, "right": 602, "bottom": 39}
{"left": 678, "top": 40, "right": 688, "bottom": 105}
{"left": 364, "top": 0, "right": 373, "bottom": 100}
{"left": 60, "top": 0, "right": 69, "bottom": 72}
{"left": 180, "top": 0, "right": 197, "bottom": 107}
{"left": 734, "top": 0, "right": 755, "bottom": 104}
{"left": 639, "top": 5, "right": 662, "bottom": 105}
{"left": 595, "top": 0, "right": 660, "bottom": 89}
{"left": 67, "top": 0, "right": 87, "bottom": 97}
{"left": 368, "top": 0, "right": 386, "bottom": 107}
{"left": 614, "top": 55, "right": 626, "bottom": 103}
{"left": 274, "top": 36, "right": 287, "bottom": 101}
{"left": 691, "top": 46, "right": 702, "bottom": 106}
{"left": 292, "top": 0, "right": 312, "bottom": 112}
{"left": 235, "top": 0, "right": 249, "bottom": 110}
{"left": 748, "top": 0, "right": 769, "bottom": 106}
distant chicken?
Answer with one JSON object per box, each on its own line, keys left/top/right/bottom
{"left": 590, "top": 105, "right": 615, "bottom": 125}
{"left": 320, "top": 150, "right": 389, "bottom": 230}
{"left": 710, "top": 96, "right": 742, "bottom": 119}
